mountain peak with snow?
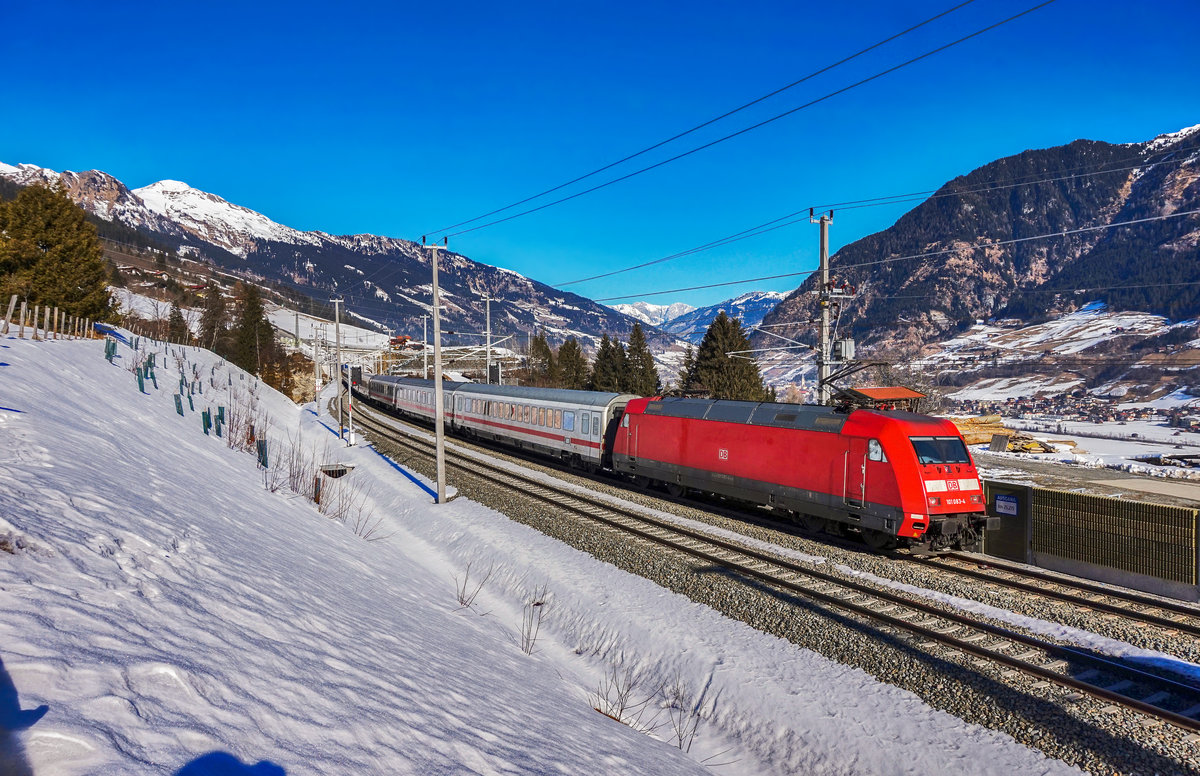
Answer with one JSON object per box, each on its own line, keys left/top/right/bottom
{"left": 131, "top": 179, "right": 322, "bottom": 257}
{"left": 611, "top": 301, "right": 696, "bottom": 327}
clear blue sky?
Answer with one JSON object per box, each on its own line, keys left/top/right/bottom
{"left": 3, "top": 0, "right": 1197, "bottom": 308}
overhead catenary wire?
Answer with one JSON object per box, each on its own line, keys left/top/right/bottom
{"left": 556, "top": 150, "right": 1200, "bottom": 288}
{"left": 593, "top": 207, "right": 1200, "bottom": 302}
{"left": 431, "top": 0, "right": 1060, "bottom": 241}
{"left": 425, "top": 0, "right": 982, "bottom": 237}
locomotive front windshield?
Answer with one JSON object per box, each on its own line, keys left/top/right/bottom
{"left": 909, "top": 436, "right": 971, "bottom": 465}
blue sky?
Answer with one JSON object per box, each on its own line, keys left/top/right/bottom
{"left": 3, "top": 0, "right": 1198, "bottom": 308}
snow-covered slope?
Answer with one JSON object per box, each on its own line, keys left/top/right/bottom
{"left": 0, "top": 333, "right": 1083, "bottom": 775}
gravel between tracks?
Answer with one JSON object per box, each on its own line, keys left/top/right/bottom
{"left": 362, "top": 413, "right": 1200, "bottom": 776}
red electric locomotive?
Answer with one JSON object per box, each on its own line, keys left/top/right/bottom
{"left": 611, "top": 396, "right": 992, "bottom": 551}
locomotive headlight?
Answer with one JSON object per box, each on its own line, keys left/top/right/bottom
{"left": 927, "top": 496, "right": 941, "bottom": 507}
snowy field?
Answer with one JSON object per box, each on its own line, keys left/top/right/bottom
{"left": 0, "top": 333, "right": 1094, "bottom": 774}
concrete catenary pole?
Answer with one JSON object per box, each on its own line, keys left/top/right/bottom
{"left": 426, "top": 237, "right": 448, "bottom": 504}
{"left": 332, "top": 296, "right": 344, "bottom": 438}
{"left": 812, "top": 210, "right": 834, "bottom": 405}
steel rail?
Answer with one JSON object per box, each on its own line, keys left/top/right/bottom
{"left": 351, "top": 398, "right": 1200, "bottom": 733}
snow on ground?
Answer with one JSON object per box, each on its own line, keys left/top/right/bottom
{"left": 0, "top": 333, "right": 1085, "bottom": 775}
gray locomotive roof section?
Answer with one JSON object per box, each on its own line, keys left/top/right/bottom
{"left": 456, "top": 382, "right": 638, "bottom": 409}
{"left": 645, "top": 397, "right": 848, "bottom": 433}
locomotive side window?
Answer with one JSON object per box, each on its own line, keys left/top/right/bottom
{"left": 910, "top": 436, "right": 970, "bottom": 464}
{"left": 868, "top": 439, "right": 887, "bottom": 462}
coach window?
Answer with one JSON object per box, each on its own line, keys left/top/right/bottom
{"left": 563, "top": 411, "right": 575, "bottom": 431}
{"left": 554, "top": 409, "right": 562, "bottom": 429}
{"left": 868, "top": 439, "right": 887, "bottom": 462}
{"left": 522, "top": 405, "right": 529, "bottom": 423}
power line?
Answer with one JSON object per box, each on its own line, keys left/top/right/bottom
{"left": 593, "top": 207, "right": 1200, "bottom": 302}
{"left": 434, "top": 0, "right": 1060, "bottom": 241}
{"left": 426, "top": 0, "right": 982, "bottom": 236}
{"left": 557, "top": 148, "right": 1200, "bottom": 288}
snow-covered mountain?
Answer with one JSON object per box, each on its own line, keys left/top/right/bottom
{"left": 658, "top": 291, "right": 786, "bottom": 343}
{"left": 0, "top": 161, "right": 649, "bottom": 350}
{"left": 610, "top": 301, "right": 695, "bottom": 327}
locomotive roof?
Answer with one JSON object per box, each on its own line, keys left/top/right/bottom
{"left": 643, "top": 397, "right": 849, "bottom": 433}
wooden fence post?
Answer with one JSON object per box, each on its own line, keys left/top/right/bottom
{"left": 51, "top": 307, "right": 58, "bottom": 340}
{"left": 18, "top": 302, "right": 27, "bottom": 339}
{"left": 1, "top": 295, "right": 16, "bottom": 335}
{"left": 31, "top": 305, "right": 40, "bottom": 341}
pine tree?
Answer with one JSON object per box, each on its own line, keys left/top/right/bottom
{"left": 199, "top": 282, "right": 227, "bottom": 352}
{"left": 677, "top": 345, "right": 697, "bottom": 393}
{"left": 0, "top": 184, "right": 113, "bottom": 319}
{"left": 230, "top": 282, "right": 275, "bottom": 376}
{"left": 167, "top": 302, "right": 190, "bottom": 345}
{"left": 589, "top": 335, "right": 621, "bottom": 392}
{"left": 556, "top": 337, "right": 589, "bottom": 389}
{"left": 528, "top": 330, "right": 557, "bottom": 387}
{"left": 624, "top": 322, "right": 660, "bottom": 396}
{"left": 692, "top": 311, "right": 772, "bottom": 401}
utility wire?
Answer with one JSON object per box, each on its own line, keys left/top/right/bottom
{"left": 593, "top": 207, "right": 1200, "bottom": 302}
{"left": 556, "top": 148, "right": 1200, "bottom": 287}
{"left": 434, "top": 0, "right": 1060, "bottom": 240}
{"left": 426, "top": 0, "right": 981, "bottom": 236}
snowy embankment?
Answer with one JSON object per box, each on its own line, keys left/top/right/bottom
{"left": 0, "top": 333, "right": 1082, "bottom": 775}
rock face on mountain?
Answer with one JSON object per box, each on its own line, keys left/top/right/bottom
{"left": 0, "top": 163, "right": 647, "bottom": 350}
{"left": 755, "top": 126, "right": 1200, "bottom": 357}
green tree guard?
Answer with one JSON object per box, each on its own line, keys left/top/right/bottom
{"left": 137, "top": 370, "right": 145, "bottom": 394}
{"left": 256, "top": 439, "right": 268, "bottom": 469}
{"left": 202, "top": 410, "right": 212, "bottom": 435}
{"left": 187, "top": 394, "right": 194, "bottom": 412}
{"left": 217, "top": 406, "right": 225, "bottom": 424}
{"left": 174, "top": 394, "right": 184, "bottom": 416}
{"left": 150, "top": 370, "right": 158, "bottom": 390}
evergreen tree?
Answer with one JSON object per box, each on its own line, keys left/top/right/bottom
{"left": 677, "top": 345, "right": 697, "bottom": 393}
{"left": 230, "top": 282, "right": 275, "bottom": 376}
{"left": 624, "top": 322, "right": 660, "bottom": 396}
{"left": 527, "top": 330, "right": 557, "bottom": 387}
{"left": 167, "top": 302, "right": 190, "bottom": 345}
{"left": 0, "top": 184, "right": 113, "bottom": 319}
{"left": 198, "top": 282, "right": 227, "bottom": 352}
{"left": 588, "top": 334, "right": 621, "bottom": 392}
{"left": 692, "top": 311, "right": 772, "bottom": 401}
{"left": 556, "top": 337, "right": 589, "bottom": 389}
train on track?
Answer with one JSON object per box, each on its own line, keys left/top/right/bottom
{"left": 353, "top": 373, "right": 994, "bottom": 551}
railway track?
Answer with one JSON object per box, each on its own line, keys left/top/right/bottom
{"left": 350, "top": 398, "right": 1200, "bottom": 735}
{"left": 909, "top": 552, "right": 1200, "bottom": 640}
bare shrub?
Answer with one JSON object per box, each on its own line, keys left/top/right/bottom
{"left": 661, "top": 672, "right": 718, "bottom": 753}
{"left": 589, "top": 663, "right": 664, "bottom": 736}
{"left": 454, "top": 562, "right": 495, "bottom": 610}
{"left": 519, "top": 585, "right": 550, "bottom": 655}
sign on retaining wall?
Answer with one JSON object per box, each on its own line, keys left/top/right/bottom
{"left": 982, "top": 481, "right": 1032, "bottom": 563}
